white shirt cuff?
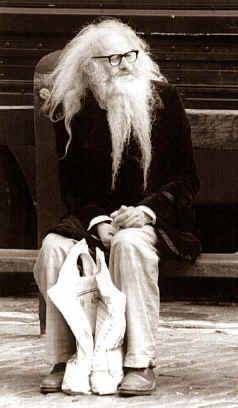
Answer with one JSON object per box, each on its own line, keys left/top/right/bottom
{"left": 87, "top": 215, "right": 112, "bottom": 231}
{"left": 137, "top": 205, "right": 156, "bottom": 225}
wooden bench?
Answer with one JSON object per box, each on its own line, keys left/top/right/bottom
{"left": 0, "top": 249, "right": 39, "bottom": 273}
{"left": 1, "top": 249, "right": 238, "bottom": 278}
{"left": 162, "top": 252, "right": 238, "bottom": 278}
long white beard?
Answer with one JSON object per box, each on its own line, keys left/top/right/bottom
{"left": 102, "top": 75, "right": 153, "bottom": 190}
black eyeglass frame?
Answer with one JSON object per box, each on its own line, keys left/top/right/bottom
{"left": 92, "top": 49, "right": 139, "bottom": 66}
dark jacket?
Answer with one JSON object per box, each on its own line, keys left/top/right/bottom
{"left": 51, "top": 82, "right": 201, "bottom": 262}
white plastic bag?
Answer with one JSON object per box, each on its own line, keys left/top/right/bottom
{"left": 48, "top": 239, "right": 126, "bottom": 395}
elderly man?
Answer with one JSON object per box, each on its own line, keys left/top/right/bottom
{"left": 34, "top": 18, "right": 200, "bottom": 396}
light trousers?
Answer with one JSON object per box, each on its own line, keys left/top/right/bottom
{"left": 33, "top": 225, "right": 160, "bottom": 368}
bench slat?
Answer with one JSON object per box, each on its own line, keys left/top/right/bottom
{"left": 0, "top": 249, "right": 237, "bottom": 278}
{"left": 0, "top": 249, "right": 39, "bottom": 273}
{"left": 163, "top": 253, "right": 238, "bottom": 278}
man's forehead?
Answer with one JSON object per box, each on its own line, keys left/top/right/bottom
{"left": 96, "top": 33, "right": 133, "bottom": 55}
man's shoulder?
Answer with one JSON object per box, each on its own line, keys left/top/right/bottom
{"left": 153, "top": 81, "right": 184, "bottom": 112}
{"left": 153, "top": 80, "right": 178, "bottom": 98}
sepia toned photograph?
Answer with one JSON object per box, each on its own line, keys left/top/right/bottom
{"left": 0, "top": 1, "right": 238, "bottom": 407}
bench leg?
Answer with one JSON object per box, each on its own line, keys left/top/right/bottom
{"left": 39, "top": 293, "right": 46, "bottom": 335}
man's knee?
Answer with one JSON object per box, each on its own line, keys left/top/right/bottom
{"left": 34, "top": 233, "right": 76, "bottom": 290}
{"left": 42, "top": 233, "right": 63, "bottom": 251}
{"left": 112, "top": 228, "right": 138, "bottom": 248}
{"left": 41, "top": 233, "right": 75, "bottom": 255}
{"left": 110, "top": 227, "right": 159, "bottom": 267}
{"left": 111, "top": 227, "right": 156, "bottom": 252}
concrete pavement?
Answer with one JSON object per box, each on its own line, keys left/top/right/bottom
{"left": 1, "top": 296, "right": 238, "bottom": 408}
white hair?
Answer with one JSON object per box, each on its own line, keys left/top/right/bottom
{"left": 43, "top": 18, "right": 166, "bottom": 188}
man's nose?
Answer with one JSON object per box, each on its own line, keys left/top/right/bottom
{"left": 119, "top": 57, "right": 132, "bottom": 70}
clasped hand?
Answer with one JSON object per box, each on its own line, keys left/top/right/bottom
{"left": 96, "top": 206, "right": 150, "bottom": 249}
{"left": 111, "top": 205, "right": 148, "bottom": 230}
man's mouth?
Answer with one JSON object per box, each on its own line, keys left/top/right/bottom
{"left": 117, "top": 69, "right": 133, "bottom": 76}
{"left": 117, "top": 72, "right": 134, "bottom": 80}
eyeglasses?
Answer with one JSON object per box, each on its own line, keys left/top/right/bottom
{"left": 93, "top": 50, "right": 139, "bottom": 66}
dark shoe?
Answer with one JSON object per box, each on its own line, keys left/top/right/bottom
{"left": 118, "top": 367, "right": 156, "bottom": 396}
{"left": 40, "top": 363, "right": 66, "bottom": 394}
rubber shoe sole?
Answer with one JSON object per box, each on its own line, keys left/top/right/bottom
{"left": 118, "top": 379, "right": 156, "bottom": 396}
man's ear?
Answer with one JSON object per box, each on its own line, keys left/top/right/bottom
{"left": 39, "top": 87, "right": 50, "bottom": 100}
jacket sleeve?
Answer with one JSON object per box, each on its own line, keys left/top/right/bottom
{"left": 139, "top": 85, "right": 199, "bottom": 232}
{"left": 54, "top": 118, "right": 112, "bottom": 229}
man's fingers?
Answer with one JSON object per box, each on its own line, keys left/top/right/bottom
{"left": 110, "top": 210, "right": 118, "bottom": 218}
{"left": 112, "top": 206, "right": 145, "bottom": 229}
{"left": 111, "top": 205, "right": 128, "bottom": 219}
{"left": 118, "top": 214, "right": 143, "bottom": 228}
{"left": 113, "top": 207, "right": 134, "bottom": 223}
